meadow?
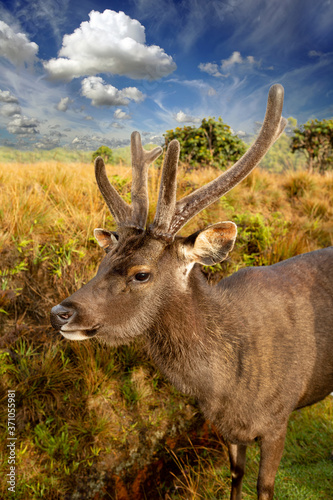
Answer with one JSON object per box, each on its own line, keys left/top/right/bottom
{"left": 0, "top": 151, "right": 332, "bottom": 499}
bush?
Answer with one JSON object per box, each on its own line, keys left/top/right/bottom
{"left": 92, "top": 145, "right": 113, "bottom": 164}
{"left": 163, "top": 117, "right": 246, "bottom": 169}
{"left": 290, "top": 119, "right": 333, "bottom": 173}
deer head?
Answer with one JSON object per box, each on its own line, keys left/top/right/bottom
{"left": 50, "top": 84, "right": 286, "bottom": 343}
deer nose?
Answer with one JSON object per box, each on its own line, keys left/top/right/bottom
{"left": 50, "top": 304, "right": 75, "bottom": 329}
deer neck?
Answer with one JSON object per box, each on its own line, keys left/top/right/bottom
{"left": 145, "top": 267, "right": 232, "bottom": 397}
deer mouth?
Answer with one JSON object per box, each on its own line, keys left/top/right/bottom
{"left": 60, "top": 326, "right": 100, "bottom": 340}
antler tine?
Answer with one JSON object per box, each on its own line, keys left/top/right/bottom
{"left": 149, "top": 139, "right": 180, "bottom": 239}
{"left": 95, "top": 157, "right": 133, "bottom": 225}
{"left": 168, "top": 84, "right": 287, "bottom": 236}
{"left": 94, "top": 133, "right": 162, "bottom": 232}
{"left": 130, "top": 131, "right": 163, "bottom": 229}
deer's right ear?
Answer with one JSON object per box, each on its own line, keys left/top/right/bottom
{"left": 182, "top": 222, "right": 237, "bottom": 265}
{"left": 94, "top": 228, "right": 118, "bottom": 252}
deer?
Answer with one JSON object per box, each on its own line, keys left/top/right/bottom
{"left": 50, "top": 84, "right": 333, "bottom": 500}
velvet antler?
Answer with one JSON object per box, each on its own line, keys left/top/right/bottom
{"left": 167, "top": 84, "right": 287, "bottom": 235}
{"left": 95, "top": 84, "right": 286, "bottom": 239}
{"left": 95, "top": 132, "right": 162, "bottom": 230}
{"left": 149, "top": 139, "right": 180, "bottom": 239}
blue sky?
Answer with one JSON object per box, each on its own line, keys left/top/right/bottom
{"left": 0, "top": 0, "right": 332, "bottom": 150}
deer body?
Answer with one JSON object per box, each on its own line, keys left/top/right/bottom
{"left": 146, "top": 247, "right": 333, "bottom": 444}
{"left": 51, "top": 85, "right": 333, "bottom": 499}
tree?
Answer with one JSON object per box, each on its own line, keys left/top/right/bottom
{"left": 92, "top": 145, "right": 113, "bottom": 164}
{"left": 259, "top": 117, "right": 304, "bottom": 172}
{"left": 290, "top": 119, "right": 333, "bottom": 173}
{"left": 164, "top": 117, "right": 246, "bottom": 169}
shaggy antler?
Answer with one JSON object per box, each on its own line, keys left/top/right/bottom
{"left": 96, "top": 84, "right": 286, "bottom": 238}
{"left": 95, "top": 132, "right": 162, "bottom": 230}
{"left": 165, "top": 84, "right": 287, "bottom": 236}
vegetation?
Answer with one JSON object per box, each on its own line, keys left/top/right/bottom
{"left": 164, "top": 118, "right": 246, "bottom": 169}
{"left": 291, "top": 118, "right": 333, "bottom": 173}
{"left": 0, "top": 146, "right": 93, "bottom": 164}
{"left": 92, "top": 145, "right": 113, "bottom": 164}
{"left": 0, "top": 156, "right": 332, "bottom": 499}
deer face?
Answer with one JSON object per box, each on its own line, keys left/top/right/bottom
{"left": 51, "top": 85, "right": 286, "bottom": 344}
{"left": 50, "top": 222, "right": 237, "bottom": 344}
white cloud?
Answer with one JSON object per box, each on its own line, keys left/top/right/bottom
{"left": 141, "top": 133, "right": 164, "bottom": 145}
{"left": 198, "top": 62, "right": 224, "bottom": 78}
{"left": 71, "top": 134, "right": 130, "bottom": 150}
{"left": 221, "top": 51, "right": 244, "bottom": 69}
{"left": 0, "top": 103, "right": 21, "bottom": 116}
{"left": 167, "top": 77, "right": 217, "bottom": 96}
{"left": 175, "top": 110, "right": 201, "bottom": 124}
{"left": 81, "top": 76, "right": 145, "bottom": 107}
{"left": 111, "top": 122, "right": 125, "bottom": 129}
{"left": 56, "top": 96, "right": 71, "bottom": 112}
{"left": 7, "top": 115, "right": 39, "bottom": 135}
{"left": 114, "top": 108, "right": 131, "bottom": 120}
{"left": 0, "top": 89, "right": 19, "bottom": 103}
{"left": 44, "top": 9, "right": 176, "bottom": 81}
{"left": 0, "top": 21, "right": 38, "bottom": 65}
{"left": 35, "top": 135, "right": 61, "bottom": 149}
{"left": 199, "top": 52, "right": 259, "bottom": 79}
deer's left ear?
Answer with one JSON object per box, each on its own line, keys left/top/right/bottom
{"left": 94, "top": 228, "right": 118, "bottom": 252}
{"left": 182, "top": 222, "right": 237, "bottom": 265}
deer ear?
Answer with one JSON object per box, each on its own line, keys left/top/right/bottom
{"left": 94, "top": 228, "right": 118, "bottom": 252}
{"left": 183, "top": 222, "right": 237, "bottom": 265}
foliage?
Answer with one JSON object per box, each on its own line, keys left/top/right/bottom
{"left": 291, "top": 118, "right": 333, "bottom": 173}
{"left": 91, "top": 145, "right": 113, "bottom": 164}
{"left": 164, "top": 117, "right": 246, "bottom": 169}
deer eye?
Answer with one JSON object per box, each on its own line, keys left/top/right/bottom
{"left": 134, "top": 272, "right": 150, "bottom": 283}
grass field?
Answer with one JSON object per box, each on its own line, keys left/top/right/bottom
{"left": 0, "top": 157, "right": 332, "bottom": 499}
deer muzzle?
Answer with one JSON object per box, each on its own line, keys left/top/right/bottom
{"left": 50, "top": 303, "right": 99, "bottom": 340}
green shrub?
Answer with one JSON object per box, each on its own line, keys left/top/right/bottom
{"left": 163, "top": 117, "right": 246, "bottom": 169}
{"left": 92, "top": 145, "right": 113, "bottom": 164}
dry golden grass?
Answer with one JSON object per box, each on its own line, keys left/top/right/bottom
{"left": 0, "top": 160, "right": 332, "bottom": 499}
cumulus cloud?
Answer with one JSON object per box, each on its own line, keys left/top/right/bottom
{"left": 141, "top": 132, "right": 164, "bottom": 145}
{"left": 35, "top": 135, "right": 61, "bottom": 150}
{"left": 71, "top": 134, "right": 130, "bottom": 150}
{"left": 0, "top": 103, "right": 21, "bottom": 116}
{"left": 114, "top": 108, "right": 131, "bottom": 120}
{"left": 198, "top": 62, "right": 224, "bottom": 78}
{"left": 7, "top": 115, "right": 39, "bottom": 135}
{"left": 44, "top": 9, "right": 176, "bottom": 81}
{"left": 81, "top": 76, "right": 145, "bottom": 107}
{"left": 0, "top": 21, "right": 38, "bottom": 65}
{"left": 0, "top": 89, "right": 19, "bottom": 103}
{"left": 199, "top": 51, "right": 259, "bottom": 78}
{"left": 221, "top": 51, "right": 244, "bottom": 69}
{"left": 56, "top": 96, "right": 72, "bottom": 112}
{"left": 175, "top": 110, "right": 201, "bottom": 124}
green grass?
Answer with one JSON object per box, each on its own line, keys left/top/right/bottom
{"left": 0, "top": 144, "right": 156, "bottom": 165}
